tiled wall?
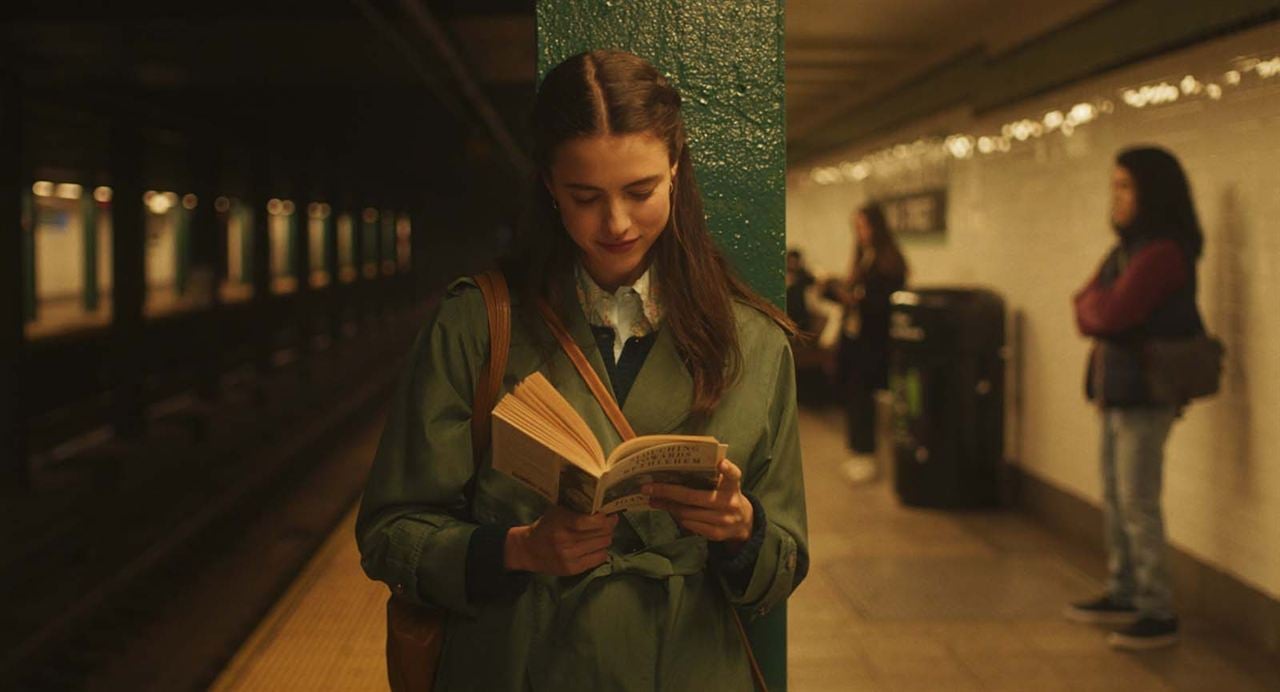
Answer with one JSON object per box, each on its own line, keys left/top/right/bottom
{"left": 787, "top": 22, "right": 1280, "bottom": 599}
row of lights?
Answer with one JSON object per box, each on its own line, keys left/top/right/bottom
{"left": 1116, "top": 54, "right": 1278, "bottom": 109}
{"left": 33, "top": 186, "right": 353, "bottom": 221}
{"left": 810, "top": 52, "right": 1280, "bottom": 185}
{"left": 143, "top": 191, "right": 199, "bottom": 214}
{"left": 31, "top": 181, "right": 107, "bottom": 201}
{"left": 32, "top": 182, "right": 195, "bottom": 213}
{"left": 266, "top": 198, "right": 295, "bottom": 216}
{"left": 810, "top": 137, "right": 950, "bottom": 185}
{"left": 940, "top": 99, "right": 1108, "bottom": 162}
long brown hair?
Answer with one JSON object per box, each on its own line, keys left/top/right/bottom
{"left": 1115, "top": 146, "right": 1203, "bottom": 258}
{"left": 852, "top": 203, "right": 907, "bottom": 284}
{"left": 505, "top": 49, "right": 794, "bottom": 418}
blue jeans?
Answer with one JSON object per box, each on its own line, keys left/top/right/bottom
{"left": 1100, "top": 406, "right": 1177, "bottom": 619}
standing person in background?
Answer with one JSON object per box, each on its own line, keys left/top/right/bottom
{"left": 827, "top": 203, "right": 907, "bottom": 483}
{"left": 1065, "top": 146, "right": 1206, "bottom": 650}
{"left": 785, "top": 249, "right": 816, "bottom": 333}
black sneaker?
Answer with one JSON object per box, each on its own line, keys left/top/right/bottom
{"left": 1108, "top": 616, "right": 1179, "bottom": 650}
{"left": 1063, "top": 594, "right": 1140, "bottom": 625}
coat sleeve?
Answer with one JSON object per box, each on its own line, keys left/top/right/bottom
{"left": 722, "top": 338, "right": 810, "bottom": 619}
{"left": 355, "top": 282, "right": 491, "bottom": 616}
{"left": 1074, "top": 240, "right": 1188, "bottom": 336}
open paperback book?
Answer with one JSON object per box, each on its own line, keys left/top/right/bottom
{"left": 491, "top": 372, "right": 726, "bottom": 514}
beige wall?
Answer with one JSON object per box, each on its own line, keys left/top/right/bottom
{"left": 145, "top": 209, "right": 178, "bottom": 288}
{"left": 34, "top": 196, "right": 86, "bottom": 300}
{"left": 787, "top": 23, "right": 1280, "bottom": 599}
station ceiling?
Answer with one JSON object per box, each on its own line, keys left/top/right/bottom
{"left": 1, "top": 0, "right": 536, "bottom": 197}
{"left": 2, "top": 0, "right": 1120, "bottom": 177}
{"left": 785, "top": 0, "right": 1113, "bottom": 162}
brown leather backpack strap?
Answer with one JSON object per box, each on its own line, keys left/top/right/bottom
{"left": 729, "top": 607, "right": 769, "bottom": 692}
{"left": 471, "top": 270, "right": 511, "bottom": 461}
{"left": 534, "top": 296, "right": 766, "bottom": 691}
{"left": 386, "top": 271, "right": 511, "bottom": 692}
{"left": 534, "top": 298, "right": 636, "bottom": 441}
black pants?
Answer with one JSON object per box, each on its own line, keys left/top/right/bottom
{"left": 838, "top": 334, "right": 888, "bottom": 455}
{"left": 845, "top": 371, "right": 878, "bottom": 454}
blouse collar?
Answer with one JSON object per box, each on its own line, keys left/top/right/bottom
{"left": 574, "top": 262, "right": 663, "bottom": 360}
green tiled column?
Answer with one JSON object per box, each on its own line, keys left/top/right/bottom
{"left": 240, "top": 204, "right": 255, "bottom": 286}
{"left": 536, "top": 2, "right": 789, "bottom": 688}
{"left": 175, "top": 204, "right": 191, "bottom": 295}
{"left": 286, "top": 209, "right": 298, "bottom": 278}
{"left": 381, "top": 208, "right": 396, "bottom": 273}
{"left": 82, "top": 193, "right": 99, "bottom": 310}
{"left": 536, "top": 0, "right": 787, "bottom": 307}
{"left": 21, "top": 189, "right": 35, "bottom": 322}
{"left": 362, "top": 209, "right": 378, "bottom": 279}
{"left": 109, "top": 123, "right": 147, "bottom": 437}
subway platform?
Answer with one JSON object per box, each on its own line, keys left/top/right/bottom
{"left": 209, "top": 408, "right": 1280, "bottom": 692}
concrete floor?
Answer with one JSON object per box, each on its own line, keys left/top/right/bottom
{"left": 788, "top": 408, "right": 1277, "bottom": 691}
{"left": 213, "top": 408, "right": 1280, "bottom": 691}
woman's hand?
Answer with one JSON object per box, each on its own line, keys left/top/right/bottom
{"left": 645, "top": 459, "right": 754, "bottom": 551}
{"left": 504, "top": 506, "right": 618, "bottom": 576}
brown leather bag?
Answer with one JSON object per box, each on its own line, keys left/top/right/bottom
{"left": 535, "top": 299, "right": 770, "bottom": 692}
{"left": 385, "top": 270, "right": 511, "bottom": 692}
{"left": 1144, "top": 334, "right": 1225, "bottom": 404}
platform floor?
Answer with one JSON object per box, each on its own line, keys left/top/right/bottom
{"left": 212, "top": 409, "right": 1280, "bottom": 691}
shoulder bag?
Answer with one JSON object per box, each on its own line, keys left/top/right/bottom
{"left": 385, "top": 269, "right": 510, "bottom": 692}
{"left": 1145, "top": 334, "right": 1225, "bottom": 404}
{"left": 1109, "top": 246, "right": 1226, "bottom": 405}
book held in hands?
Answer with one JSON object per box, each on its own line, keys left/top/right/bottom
{"left": 491, "top": 372, "right": 726, "bottom": 514}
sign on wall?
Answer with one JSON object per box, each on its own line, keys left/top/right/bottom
{"left": 881, "top": 189, "right": 947, "bottom": 237}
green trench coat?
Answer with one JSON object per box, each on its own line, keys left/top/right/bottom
{"left": 356, "top": 276, "right": 809, "bottom": 691}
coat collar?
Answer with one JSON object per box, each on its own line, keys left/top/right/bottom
{"left": 549, "top": 271, "right": 692, "bottom": 436}
{"left": 622, "top": 325, "right": 693, "bottom": 434}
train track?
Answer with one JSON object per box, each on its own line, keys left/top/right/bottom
{"left": 2, "top": 313, "right": 418, "bottom": 690}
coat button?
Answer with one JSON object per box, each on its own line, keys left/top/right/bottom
{"left": 394, "top": 583, "right": 406, "bottom": 596}
{"left": 786, "top": 552, "right": 796, "bottom": 572}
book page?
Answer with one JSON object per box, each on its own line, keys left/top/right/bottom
{"left": 493, "top": 395, "right": 600, "bottom": 476}
{"left": 514, "top": 373, "right": 607, "bottom": 473}
{"left": 597, "top": 439, "right": 723, "bottom": 514}
{"left": 492, "top": 415, "right": 568, "bottom": 503}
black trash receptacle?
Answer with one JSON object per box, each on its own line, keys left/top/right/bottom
{"left": 888, "top": 288, "right": 1004, "bottom": 508}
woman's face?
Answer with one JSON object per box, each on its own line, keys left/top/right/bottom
{"left": 1111, "top": 165, "right": 1138, "bottom": 230}
{"left": 546, "top": 133, "right": 676, "bottom": 290}
{"left": 853, "top": 212, "right": 873, "bottom": 247}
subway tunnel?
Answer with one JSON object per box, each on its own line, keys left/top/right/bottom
{"left": 2, "top": 1, "right": 1280, "bottom": 690}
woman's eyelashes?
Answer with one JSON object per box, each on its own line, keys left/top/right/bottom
{"left": 568, "top": 188, "right": 656, "bottom": 206}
